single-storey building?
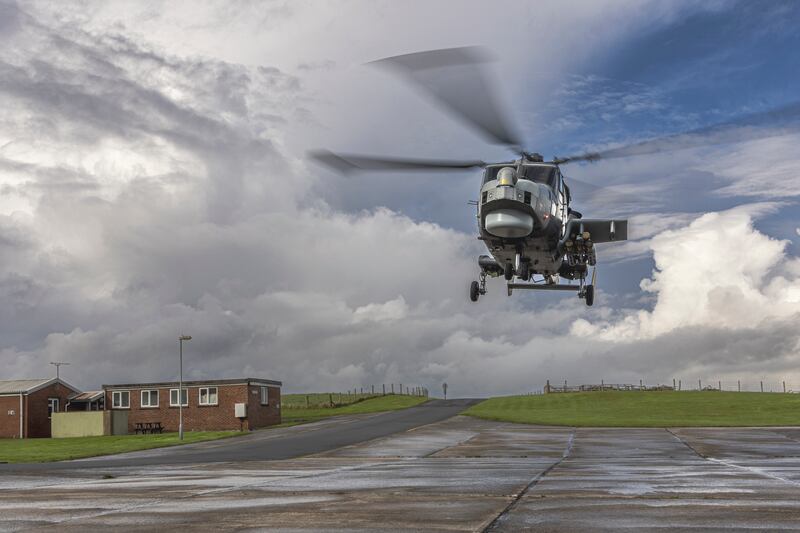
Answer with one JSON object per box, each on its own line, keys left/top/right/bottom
{"left": 0, "top": 378, "right": 82, "bottom": 438}
{"left": 102, "top": 377, "right": 282, "bottom": 433}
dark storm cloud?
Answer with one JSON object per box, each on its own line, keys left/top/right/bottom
{"left": 1, "top": 0, "right": 799, "bottom": 396}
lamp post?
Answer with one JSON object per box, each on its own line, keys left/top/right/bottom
{"left": 178, "top": 335, "right": 192, "bottom": 440}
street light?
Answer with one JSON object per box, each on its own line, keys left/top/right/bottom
{"left": 178, "top": 335, "right": 192, "bottom": 440}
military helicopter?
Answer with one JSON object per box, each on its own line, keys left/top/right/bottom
{"left": 310, "top": 47, "right": 800, "bottom": 306}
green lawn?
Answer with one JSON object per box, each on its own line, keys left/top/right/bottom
{"left": 282, "top": 392, "right": 380, "bottom": 409}
{"left": 465, "top": 391, "right": 800, "bottom": 427}
{"left": 0, "top": 431, "right": 240, "bottom": 464}
{"left": 282, "top": 394, "right": 428, "bottom": 424}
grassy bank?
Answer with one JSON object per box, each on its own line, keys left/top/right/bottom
{"left": 282, "top": 394, "right": 428, "bottom": 424}
{"left": 0, "top": 431, "right": 240, "bottom": 464}
{"left": 465, "top": 391, "right": 800, "bottom": 427}
{"left": 282, "top": 392, "right": 381, "bottom": 409}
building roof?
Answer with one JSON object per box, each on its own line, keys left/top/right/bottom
{"left": 0, "top": 378, "right": 81, "bottom": 395}
{"left": 102, "top": 377, "right": 282, "bottom": 389}
{"left": 69, "top": 391, "right": 104, "bottom": 402}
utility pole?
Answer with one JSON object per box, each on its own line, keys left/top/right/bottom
{"left": 178, "top": 335, "right": 192, "bottom": 440}
{"left": 50, "top": 362, "right": 70, "bottom": 380}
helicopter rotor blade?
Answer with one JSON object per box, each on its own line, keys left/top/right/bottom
{"left": 308, "top": 150, "right": 486, "bottom": 173}
{"left": 554, "top": 101, "right": 800, "bottom": 165}
{"left": 369, "top": 47, "right": 524, "bottom": 152}
{"left": 564, "top": 175, "right": 641, "bottom": 209}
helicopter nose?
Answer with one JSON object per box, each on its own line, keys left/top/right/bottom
{"left": 484, "top": 209, "right": 534, "bottom": 238}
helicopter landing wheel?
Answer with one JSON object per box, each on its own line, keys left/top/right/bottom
{"left": 504, "top": 262, "right": 514, "bottom": 281}
{"left": 585, "top": 285, "right": 595, "bottom": 307}
{"left": 519, "top": 261, "right": 530, "bottom": 281}
{"left": 470, "top": 280, "right": 480, "bottom": 302}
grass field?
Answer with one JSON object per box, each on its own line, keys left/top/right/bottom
{"left": 282, "top": 394, "right": 428, "bottom": 424}
{"left": 0, "top": 431, "right": 240, "bottom": 464}
{"left": 282, "top": 392, "right": 380, "bottom": 409}
{"left": 465, "top": 391, "right": 800, "bottom": 427}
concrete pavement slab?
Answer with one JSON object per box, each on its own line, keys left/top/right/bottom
{"left": 2, "top": 416, "right": 800, "bottom": 531}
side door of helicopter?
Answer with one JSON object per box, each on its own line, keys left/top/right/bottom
{"left": 556, "top": 170, "right": 569, "bottom": 237}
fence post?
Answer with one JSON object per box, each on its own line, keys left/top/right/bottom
{"left": 564, "top": 379, "right": 567, "bottom": 392}
{"left": 545, "top": 379, "right": 550, "bottom": 394}
{"left": 718, "top": 380, "right": 721, "bottom": 391}
{"left": 382, "top": 384, "right": 386, "bottom": 395}
{"left": 673, "top": 378, "right": 676, "bottom": 390}
{"left": 371, "top": 385, "right": 374, "bottom": 395}
{"left": 761, "top": 381, "right": 763, "bottom": 393}
{"left": 698, "top": 379, "right": 701, "bottom": 390}
{"left": 601, "top": 379, "right": 604, "bottom": 391}
{"left": 400, "top": 383, "right": 403, "bottom": 396}
{"left": 678, "top": 380, "right": 681, "bottom": 391}
{"left": 640, "top": 379, "right": 643, "bottom": 390}
{"left": 329, "top": 393, "right": 333, "bottom": 407}
{"left": 738, "top": 380, "right": 741, "bottom": 392}
{"left": 306, "top": 395, "right": 309, "bottom": 408}
{"left": 783, "top": 381, "right": 786, "bottom": 393}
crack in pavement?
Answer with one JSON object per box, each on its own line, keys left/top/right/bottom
{"left": 481, "top": 429, "right": 576, "bottom": 532}
{"left": 665, "top": 428, "right": 800, "bottom": 488}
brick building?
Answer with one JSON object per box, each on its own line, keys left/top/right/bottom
{"left": 0, "top": 378, "right": 82, "bottom": 438}
{"left": 103, "top": 378, "right": 281, "bottom": 433}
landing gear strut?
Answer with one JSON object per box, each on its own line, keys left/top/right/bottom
{"left": 469, "top": 272, "right": 488, "bottom": 302}
{"left": 578, "top": 267, "right": 597, "bottom": 307}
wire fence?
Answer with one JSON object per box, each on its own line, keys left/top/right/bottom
{"left": 283, "top": 384, "right": 429, "bottom": 409}
{"left": 542, "top": 379, "right": 798, "bottom": 394}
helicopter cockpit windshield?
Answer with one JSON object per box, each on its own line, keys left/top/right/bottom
{"left": 519, "top": 165, "right": 557, "bottom": 188}
{"left": 483, "top": 164, "right": 558, "bottom": 188}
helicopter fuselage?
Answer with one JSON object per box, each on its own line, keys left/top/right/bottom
{"left": 477, "top": 161, "right": 568, "bottom": 278}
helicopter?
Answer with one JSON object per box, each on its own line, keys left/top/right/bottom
{"left": 310, "top": 46, "right": 800, "bottom": 306}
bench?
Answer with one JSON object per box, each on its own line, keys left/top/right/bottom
{"left": 134, "top": 422, "right": 164, "bottom": 435}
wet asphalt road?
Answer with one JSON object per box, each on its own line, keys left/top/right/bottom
{"left": 3, "top": 411, "right": 800, "bottom": 530}
{"left": 0, "top": 398, "right": 481, "bottom": 471}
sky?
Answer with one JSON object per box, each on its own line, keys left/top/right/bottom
{"left": 1, "top": 0, "right": 799, "bottom": 396}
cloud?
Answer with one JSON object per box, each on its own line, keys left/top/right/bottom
{"left": 574, "top": 204, "right": 800, "bottom": 339}
{"left": 2, "top": 1, "right": 800, "bottom": 398}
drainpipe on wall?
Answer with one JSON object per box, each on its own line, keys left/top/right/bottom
{"left": 19, "top": 393, "right": 23, "bottom": 439}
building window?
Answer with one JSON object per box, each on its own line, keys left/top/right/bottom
{"left": 48, "top": 398, "right": 59, "bottom": 418}
{"left": 112, "top": 391, "right": 130, "bottom": 409}
{"left": 141, "top": 390, "right": 159, "bottom": 408}
{"left": 260, "top": 386, "right": 269, "bottom": 405}
{"left": 170, "top": 388, "right": 188, "bottom": 407}
{"left": 199, "top": 387, "right": 218, "bottom": 406}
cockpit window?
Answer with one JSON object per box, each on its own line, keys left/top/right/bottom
{"left": 483, "top": 164, "right": 558, "bottom": 187}
{"left": 520, "top": 165, "right": 557, "bottom": 187}
{"left": 483, "top": 165, "right": 511, "bottom": 184}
